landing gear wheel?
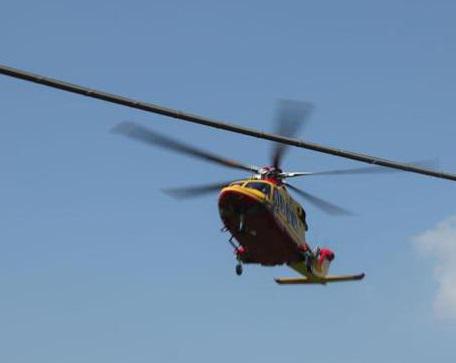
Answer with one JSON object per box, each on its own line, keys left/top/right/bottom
{"left": 235, "top": 263, "right": 243, "bottom": 276}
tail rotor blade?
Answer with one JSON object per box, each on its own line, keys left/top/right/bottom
{"left": 285, "top": 183, "right": 353, "bottom": 216}
{"left": 112, "top": 121, "right": 260, "bottom": 173}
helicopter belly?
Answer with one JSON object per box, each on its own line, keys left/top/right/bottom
{"left": 218, "top": 188, "right": 303, "bottom": 265}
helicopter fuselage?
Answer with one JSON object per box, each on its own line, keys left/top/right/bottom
{"left": 218, "top": 179, "right": 309, "bottom": 266}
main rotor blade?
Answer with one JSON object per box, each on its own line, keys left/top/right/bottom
{"left": 271, "top": 100, "right": 313, "bottom": 168}
{"left": 163, "top": 181, "right": 231, "bottom": 199}
{"left": 2, "top": 64, "right": 456, "bottom": 181}
{"left": 112, "top": 121, "right": 259, "bottom": 173}
{"left": 283, "top": 159, "right": 439, "bottom": 178}
{"left": 285, "top": 183, "right": 353, "bottom": 216}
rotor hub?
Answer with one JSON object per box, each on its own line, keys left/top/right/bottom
{"left": 259, "top": 166, "right": 283, "bottom": 182}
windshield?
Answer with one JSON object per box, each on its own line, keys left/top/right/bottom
{"left": 229, "top": 181, "right": 245, "bottom": 187}
{"left": 245, "top": 182, "right": 271, "bottom": 197}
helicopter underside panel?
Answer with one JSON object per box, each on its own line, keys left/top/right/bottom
{"left": 218, "top": 189, "right": 303, "bottom": 266}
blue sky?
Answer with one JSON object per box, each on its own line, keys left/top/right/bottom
{"left": 1, "top": 1, "right": 456, "bottom": 362}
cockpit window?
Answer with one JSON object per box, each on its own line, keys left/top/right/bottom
{"left": 245, "top": 182, "right": 271, "bottom": 197}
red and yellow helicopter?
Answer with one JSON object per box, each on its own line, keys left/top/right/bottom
{"left": 111, "top": 101, "right": 426, "bottom": 285}
{"left": 2, "top": 64, "right": 456, "bottom": 285}
{"left": 111, "top": 102, "right": 371, "bottom": 285}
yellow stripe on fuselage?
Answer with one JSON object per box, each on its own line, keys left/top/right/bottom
{"left": 220, "top": 185, "right": 266, "bottom": 203}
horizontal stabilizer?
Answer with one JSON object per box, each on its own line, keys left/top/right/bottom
{"left": 275, "top": 273, "right": 365, "bottom": 285}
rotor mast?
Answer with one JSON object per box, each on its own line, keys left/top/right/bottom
{"left": 1, "top": 63, "right": 455, "bottom": 182}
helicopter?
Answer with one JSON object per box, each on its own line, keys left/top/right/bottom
{"left": 111, "top": 104, "right": 372, "bottom": 284}
{"left": 111, "top": 104, "right": 438, "bottom": 284}
{"left": 2, "top": 64, "right": 456, "bottom": 285}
